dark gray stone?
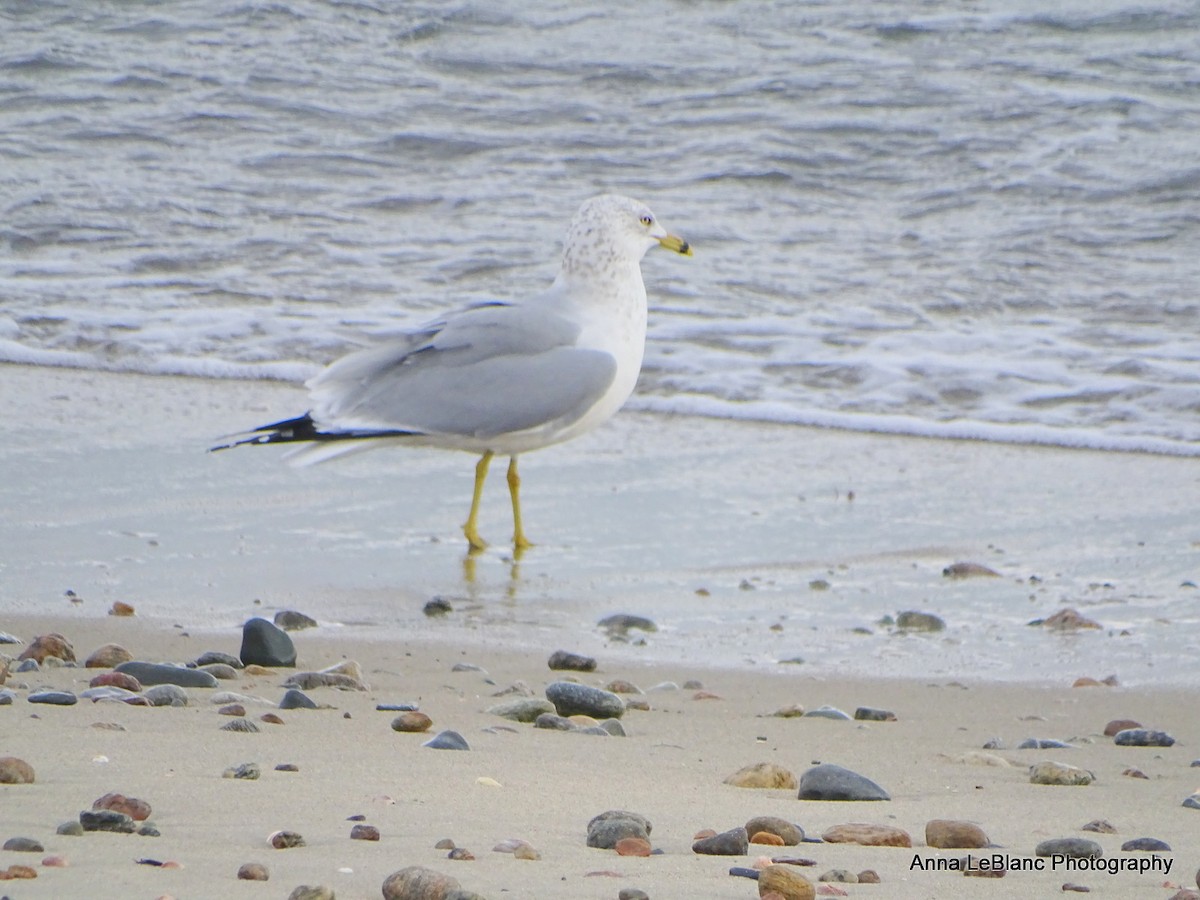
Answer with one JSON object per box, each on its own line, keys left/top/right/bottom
{"left": 587, "top": 817, "right": 649, "bottom": 849}
{"left": 895, "top": 610, "right": 946, "bottom": 632}
{"left": 239, "top": 617, "right": 296, "bottom": 668}
{"left": 798, "top": 763, "right": 890, "bottom": 801}
{"left": 547, "top": 649, "right": 597, "bottom": 672}
{"left": 28, "top": 689, "right": 77, "bottom": 705}
{"left": 116, "top": 661, "right": 218, "bottom": 688}
{"left": 1114, "top": 729, "right": 1175, "bottom": 747}
{"left": 854, "top": 707, "right": 896, "bottom": 721}
{"left": 0, "top": 688, "right": 15, "bottom": 705}
{"left": 1034, "top": 837, "right": 1102, "bottom": 858}
{"left": 1121, "top": 837, "right": 1170, "bottom": 852}
{"left": 598, "top": 614, "right": 657, "bottom": 636}
{"left": 545, "top": 681, "right": 624, "bottom": 719}
{"left": 194, "top": 651, "right": 243, "bottom": 669}
{"left": 1, "top": 837, "right": 43, "bottom": 852}
{"left": 692, "top": 826, "right": 748, "bottom": 856}
{"left": 274, "top": 609, "right": 318, "bottom": 631}
{"left": 80, "top": 809, "right": 136, "bottom": 833}
{"left": 534, "top": 713, "right": 576, "bottom": 731}
{"left": 279, "top": 689, "right": 317, "bottom": 710}
{"left": 422, "top": 730, "right": 470, "bottom": 751}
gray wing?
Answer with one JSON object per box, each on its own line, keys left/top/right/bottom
{"left": 308, "top": 302, "right": 618, "bottom": 439}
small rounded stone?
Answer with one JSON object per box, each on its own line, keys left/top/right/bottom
{"left": 270, "top": 830, "right": 306, "bottom": 849}
{"left": 0, "top": 757, "right": 35, "bottom": 784}
{"left": 350, "top": 824, "right": 380, "bottom": 841}
{"left": 391, "top": 712, "right": 434, "bottom": 732}
{"left": 237, "top": 862, "right": 269, "bottom": 881}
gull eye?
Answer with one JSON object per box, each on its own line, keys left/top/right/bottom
{"left": 639, "top": 214, "right": 654, "bottom": 227}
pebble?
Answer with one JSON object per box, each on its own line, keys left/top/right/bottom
{"left": 1018, "top": 738, "right": 1075, "bottom": 749}
{"left": 853, "top": 707, "right": 896, "bottom": 721}
{"left": 1034, "top": 838, "right": 1102, "bottom": 858}
{"left": 143, "top": 684, "right": 190, "bottom": 707}
{"left": 1183, "top": 793, "right": 1200, "bottom": 810}
{"left": 56, "top": 821, "right": 83, "bottom": 836}
{"left": 1081, "top": 819, "right": 1116, "bottom": 833}
{"left": 285, "top": 671, "right": 366, "bottom": 691}
{"left": 1, "top": 838, "right": 43, "bottom": 853}
{"left": 108, "top": 601, "right": 136, "bottom": 616}
{"left": 1061, "top": 884, "right": 1091, "bottom": 893}
{"left": 18, "top": 633, "right": 75, "bottom": 664}
{"left": 487, "top": 698, "right": 555, "bottom": 722}
{"left": 534, "top": 713, "right": 576, "bottom": 731}
{"left": 818, "top": 869, "right": 857, "bottom": 883}
{"left": 692, "top": 827, "right": 748, "bottom": 856}
{"left": 279, "top": 689, "right": 318, "bottom": 710}
{"left": 596, "top": 718, "right": 626, "bottom": 737}
{"left": 797, "top": 764, "right": 890, "bottom": 801}
{"left": 925, "top": 819, "right": 989, "bottom": 849}
{"left": 275, "top": 763, "right": 299, "bottom": 771}
{"left": 615, "top": 837, "right": 652, "bottom": 857}
{"left": 28, "top": 689, "right": 77, "bottom": 706}
{"left": 1121, "top": 837, "right": 1170, "bottom": 851}
{"left": 423, "top": 730, "right": 470, "bottom": 751}
{"left": 88, "top": 671, "right": 143, "bottom": 692}
{"left": 942, "top": 562, "right": 1000, "bottom": 579}
{"left": 745, "top": 816, "right": 803, "bottom": 846}
{"left": 262, "top": 714, "right": 286, "bottom": 725}
{"left": 724, "top": 762, "right": 798, "bottom": 790}
{"left": 757, "top": 863, "right": 816, "bottom": 900}
{"left": 381, "top": 865, "right": 460, "bottom": 900}
{"left": 604, "top": 680, "right": 643, "bottom": 694}
{"left": 93, "top": 792, "right": 152, "bottom": 821}
{"left": 274, "top": 609, "right": 318, "bottom": 631}
{"left": 287, "top": 886, "right": 333, "bottom": 900}
{"left": 0, "top": 689, "right": 14, "bottom": 706}
{"left": 391, "top": 711, "right": 434, "bottom": 732}
{"left": 212, "top": 690, "right": 271, "bottom": 706}
{"left": 857, "top": 870, "right": 881, "bottom": 883}
{"left": 545, "top": 681, "right": 624, "bottom": 719}
{"left": 219, "top": 704, "right": 246, "bottom": 717}
{"left": 423, "top": 597, "right": 453, "bottom": 616}
{"left": 587, "top": 811, "right": 652, "bottom": 849}
{"left": 0, "top": 757, "right": 35, "bottom": 784}
{"left": 0, "top": 864, "right": 37, "bottom": 879}
{"left": 85, "top": 643, "right": 134, "bottom": 668}
{"left": 377, "top": 702, "right": 421, "bottom": 712}
{"left": 548, "top": 649, "right": 597, "bottom": 671}
{"left": 821, "top": 823, "right": 912, "bottom": 847}
{"left": 198, "top": 663, "right": 239, "bottom": 680}
{"left": 240, "top": 617, "right": 296, "bottom": 668}
{"left": 618, "top": 889, "right": 651, "bottom": 900}
{"left": 1113, "top": 728, "right": 1175, "bottom": 747}
{"left": 195, "top": 651, "right": 243, "bottom": 669}
{"left": 751, "top": 832, "right": 785, "bottom": 846}
{"left": 224, "top": 763, "right": 261, "bottom": 780}
{"left": 447, "top": 847, "right": 474, "bottom": 860}
{"left": 1103, "top": 718, "right": 1141, "bottom": 736}
{"left": 0, "top": 631, "right": 21, "bottom": 644}
{"left": 41, "top": 855, "right": 67, "bottom": 867}
{"left": 1029, "top": 607, "right": 1101, "bottom": 630}
{"left": 513, "top": 843, "right": 541, "bottom": 860}
{"left": 116, "top": 662, "right": 217, "bottom": 689}
{"left": 1123, "top": 767, "right": 1149, "bottom": 779}
{"left": 270, "top": 831, "right": 306, "bottom": 849}
{"left": 79, "top": 809, "right": 136, "bottom": 833}
{"left": 597, "top": 614, "right": 657, "bottom": 637}
{"left": 351, "top": 824, "right": 381, "bottom": 841}
{"left": 894, "top": 611, "right": 945, "bottom": 632}
{"left": 222, "top": 718, "right": 260, "bottom": 733}
{"left": 802, "top": 706, "right": 851, "bottom": 721}
{"left": 1029, "top": 761, "right": 1094, "bottom": 786}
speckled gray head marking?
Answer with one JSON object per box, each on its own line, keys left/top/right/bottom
{"left": 560, "top": 194, "right": 667, "bottom": 277}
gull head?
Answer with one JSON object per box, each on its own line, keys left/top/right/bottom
{"left": 560, "top": 194, "right": 691, "bottom": 278}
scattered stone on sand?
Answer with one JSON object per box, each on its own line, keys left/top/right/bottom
{"left": 221, "top": 718, "right": 260, "bottom": 733}
{"left": 944, "top": 751, "right": 1011, "bottom": 767}
{"left": 797, "top": 764, "right": 890, "bottom": 801}
{"left": 115, "top": 661, "right": 218, "bottom": 689}
{"left": 273, "top": 609, "right": 318, "bottom": 631}
{"left": 1113, "top": 728, "right": 1175, "bottom": 747}
{"left": 391, "top": 711, "right": 434, "bottom": 732}
{"left": 1034, "top": 838, "right": 1102, "bottom": 858}
{"left": 1081, "top": 819, "right": 1116, "bottom": 834}
{"left": 724, "top": 762, "right": 798, "bottom": 790}
{"left": 548, "top": 649, "right": 596, "bottom": 672}
{"left": 287, "top": 886, "right": 333, "bottom": 900}
{"left": 1, "top": 838, "right": 43, "bottom": 853}
{"left": 513, "top": 843, "right": 541, "bottom": 860}
{"left": 1061, "top": 883, "right": 1091, "bottom": 893}
{"left": 351, "top": 824, "right": 381, "bottom": 841}
{"left": 79, "top": 809, "right": 136, "bottom": 833}
{"left": 238, "top": 862, "right": 270, "bottom": 881}
{"left": 942, "top": 562, "right": 1000, "bottom": 579}
{"left": 275, "top": 763, "right": 298, "bottom": 772}
{"left": 85, "top": 643, "right": 133, "bottom": 668}
{"left": 41, "top": 855, "right": 66, "bottom": 867}
{"left": 596, "top": 718, "right": 626, "bottom": 736}
{"left": 93, "top": 792, "right": 151, "bottom": 821}
{"left": 88, "top": 671, "right": 142, "bottom": 691}
{"left": 818, "top": 869, "right": 857, "bottom": 883}
{"left": 692, "top": 826, "right": 748, "bottom": 856}
{"left": 18, "top": 633, "right": 75, "bottom": 664}
{"left": 381, "top": 865, "right": 461, "bottom": 900}
{"left": 853, "top": 707, "right": 896, "bottom": 721}
{"left": 618, "top": 889, "right": 650, "bottom": 900}
{"left": 545, "top": 681, "right": 624, "bottom": 719}
{"left": 423, "top": 730, "right": 470, "bottom": 751}
{"left": 615, "top": 837, "right": 652, "bottom": 857}
{"left": 963, "top": 857, "right": 1005, "bottom": 878}
{"left": 435, "top": 839, "right": 456, "bottom": 850}
{"left": 1029, "top": 761, "right": 1095, "bottom": 786}
{"left": 894, "top": 611, "right": 945, "bottom": 632}
{"left": 1121, "top": 837, "right": 1170, "bottom": 851}
{"left": 604, "top": 679, "right": 643, "bottom": 694}
{"left": 925, "top": 819, "right": 989, "bottom": 849}
{"left": 1018, "top": 738, "right": 1075, "bottom": 749}
{"left": 196, "top": 651, "right": 243, "bottom": 669}
{"left": 487, "top": 698, "right": 555, "bottom": 723}
{"left": 771, "top": 704, "right": 806, "bottom": 718}
{"left": 423, "top": 597, "right": 453, "bottom": 616}
{"left": 598, "top": 614, "right": 657, "bottom": 637}
{"left": 144, "top": 684, "right": 190, "bottom": 707}
{"left": 751, "top": 832, "right": 785, "bottom": 847}
{"left": 219, "top": 704, "right": 246, "bottom": 717}
{"left": 757, "top": 863, "right": 816, "bottom": 900}
{"left": 240, "top": 617, "right": 296, "bottom": 668}
{"left": 108, "top": 601, "right": 136, "bottom": 616}
{"left": 447, "top": 847, "right": 474, "bottom": 861}
{"left": 262, "top": 714, "right": 286, "bottom": 725}
{"left": 0, "top": 758, "right": 35, "bottom": 784}
{"left": 821, "top": 824, "right": 912, "bottom": 847}
{"left": 803, "top": 705, "right": 851, "bottom": 721}
{"left": 28, "top": 689, "right": 77, "bottom": 705}
{"left": 0, "top": 688, "right": 14, "bottom": 705}
{"left": 279, "top": 689, "right": 318, "bottom": 710}
{"left": 857, "top": 870, "right": 881, "bottom": 883}
{"left": 270, "top": 831, "right": 306, "bottom": 849}
{"left": 745, "top": 817, "right": 803, "bottom": 846}
{"left": 223, "top": 763, "right": 261, "bottom": 780}
{"left": 1103, "top": 718, "right": 1141, "bottom": 736}
{"left": 1028, "top": 608, "right": 1101, "bottom": 630}
{"left": 1073, "top": 676, "right": 1118, "bottom": 687}
{"left": 587, "top": 811, "right": 651, "bottom": 849}
{"left": 0, "top": 863, "right": 38, "bottom": 879}
{"left": 56, "top": 821, "right": 83, "bottom": 836}
{"left": 1123, "top": 767, "right": 1149, "bottom": 779}
{"left": 285, "top": 671, "right": 367, "bottom": 691}
{"left": 198, "top": 663, "right": 239, "bottom": 680}
{"left": 534, "top": 713, "right": 576, "bottom": 731}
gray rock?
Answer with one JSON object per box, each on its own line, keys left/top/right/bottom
{"left": 692, "top": 826, "right": 748, "bottom": 856}
{"left": 143, "top": 684, "right": 190, "bottom": 707}
{"left": 895, "top": 610, "right": 946, "bottom": 632}
{"left": 487, "top": 698, "right": 555, "bottom": 723}
{"left": 80, "top": 809, "right": 136, "bottom": 833}
{"left": 803, "top": 705, "right": 852, "bottom": 720}
{"left": 224, "top": 762, "right": 262, "bottom": 780}
{"left": 547, "top": 649, "right": 596, "bottom": 672}
{"left": 80, "top": 686, "right": 141, "bottom": 702}
{"left": 1029, "top": 760, "right": 1094, "bottom": 786}
{"left": 423, "top": 730, "right": 470, "bottom": 751}
{"left": 194, "top": 650, "right": 243, "bottom": 669}
{"left": 587, "top": 817, "right": 650, "bottom": 849}
{"left": 598, "top": 614, "right": 657, "bottom": 636}
{"left": 240, "top": 617, "right": 296, "bottom": 668}
{"left": 2, "top": 837, "right": 43, "bottom": 852}
{"left": 597, "top": 718, "right": 626, "bottom": 736}
{"left": 15, "top": 658, "right": 40, "bottom": 672}
{"left": 28, "top": 689, "right": 77, "bottom": 705}
{"left": 1114, "top": 729, "right": 1175, "bottom": 747}
{"left": 798, "top": 763, "right": 890, "bottom": 801}
{"left": 1121, "top": 837, "right": 1170, "bottom": 852}
{"left": 116, "top": 661, "right": 218, "bottom": 688}
{"left": 1018, "top": 738, "right": 1075, "bottom": 749}
{"left": 287, "top": 886, "right": 334, "bottom": 900}
{"left": 854, "top": 707, "right": 896, "bottom": 721}
{"left": 534, "top": 713, "right": 576, "bottom": 731}
{"left": 279, "top": 689, "right": 317, "bottom": 710}
{"left": 197, "top": 663, "right": 239, "bottom": 680}
{"left": 273, "top": 609, "right": 318, "bottom": 631}
{"left": 545, "top": 681, "right": 624, "bottom": 719}
{"left": 56, "top": 821, "right": 84, "bottom": 836}
{"left": 618, "top": 889, "right": 651, "bottom": 900}
{"left": 221, "top": 718, "right": 260, "bottom": 733}
{"left": 744, "top": 816, "right": 804, "bottom": 846}
{"left": 0, "top": 688, "right": 16, "bottom": 705}
{"left": 1035, "top": 837, "right": 1102, "bottom": 858}
{"left": 423, "top": 597, "right": 453, "bottom": 616}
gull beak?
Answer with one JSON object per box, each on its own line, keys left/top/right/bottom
{"left": 658, "top": 233, "right": 693, "bottom": 256}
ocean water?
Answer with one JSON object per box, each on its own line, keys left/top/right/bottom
{"left": 2, "top": 0, "right": 1198, "bottom": 455}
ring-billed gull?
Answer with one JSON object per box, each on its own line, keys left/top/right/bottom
{"left": 212, "top": 194, "right": 691, "bottom": 551}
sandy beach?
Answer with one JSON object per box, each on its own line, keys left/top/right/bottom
{"left": 2, "top": 364, "right": 1199, "bottom": 899}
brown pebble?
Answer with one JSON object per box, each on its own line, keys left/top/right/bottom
{"left": 391, "top": 711, "right": 433, "bottom": 733}
{"left": 270, "top": 831, "right": 305, "bottom": 849}
{"left": 614, "top": 837, "right": 652, "bottom": 857}
{"left": 0, "top": 757, "right": 35, "bottom": 785}
{"left": 3, "top": 865, "right": 38, "bottom": 879}
{"left": 434, "top": 838, "right": 456, "bottom": 850}
{"left": 751, "top": 831, "right": 786, "bottom": 846}
{"left": 381, "top": 865, "right": 461, "bottom": 900}
{"left": 772, "top": 704, "right": 806, "bottom": 718}
{"left": 88, "top": 671, "right": 143, "bottom": 691}
{"left": 821, "top": 823, "right": 912, "bottom": 848}
{"left": 18, "top": 633, "right": 75, "bottom": 664}
{"left": 1081, "top": 820, "right": 1116, "bottom": 834}
{"left": 692, "top": 690, "right": 723, "bottom": 700}
{"left": 260, "top": 713, "right": 285, "bottom": 725}
{"left": 109, "top": 601, "right": 136, "bottom": 617}
{"left": 605, "top": 680, "right": 642, "bottom": 694}
{"left": 758, "top": 863, "right": 815, "bottom": 900}
{"left": 856, "top": 870, "right": 880, "bottom": 883}
{"left": 85, "top": 643, "right": 135, "bottom": 668}
{"left": 243, "top": 664, "right": 273, "bottom": 676}
{"left": 925, "top": 819, "right": 989, "bottom": 849}
{"left": 447, "top": 848, "right": 474, "bottom": 861}
{"left": 219, "top": 704, "right": 246, "bottom": 717}
{"left": 1035, "top": 608, "right": 1101, "bottom": 630}
{"left": 723, "top": 762, "right": 798, "bottom": 790}
{"left": 237, "top": 862, "right": 269, "bottom": 881}
{"left": 1072, "top": 677, "right": 1106, "bottom": 688}
{"left": 1062, "top": 884, "right": 1091, "bottom": 893}
{"left": 93, "top": 792, "right": 152, "bottom": 822}
{"left": 350, "top": 824, "right": 380, "bottom": 841}
{"left": 41, "top": 856, "right": 68, "bottom": 867}
{"left": 1122, "top": 767, "right": 1149, "bottom": 779}
{"left": 1104, "top": 718, "right": 1142, "bottom": 736}
{"left": 692, "top": 829, "right": 717, "bottom": 841}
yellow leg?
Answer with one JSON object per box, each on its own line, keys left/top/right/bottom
{"left": 507, "top": 455, "right": 533, "bottom": 551}
{"left": 462, "top": 450, "right": 493, "bottom": 552}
